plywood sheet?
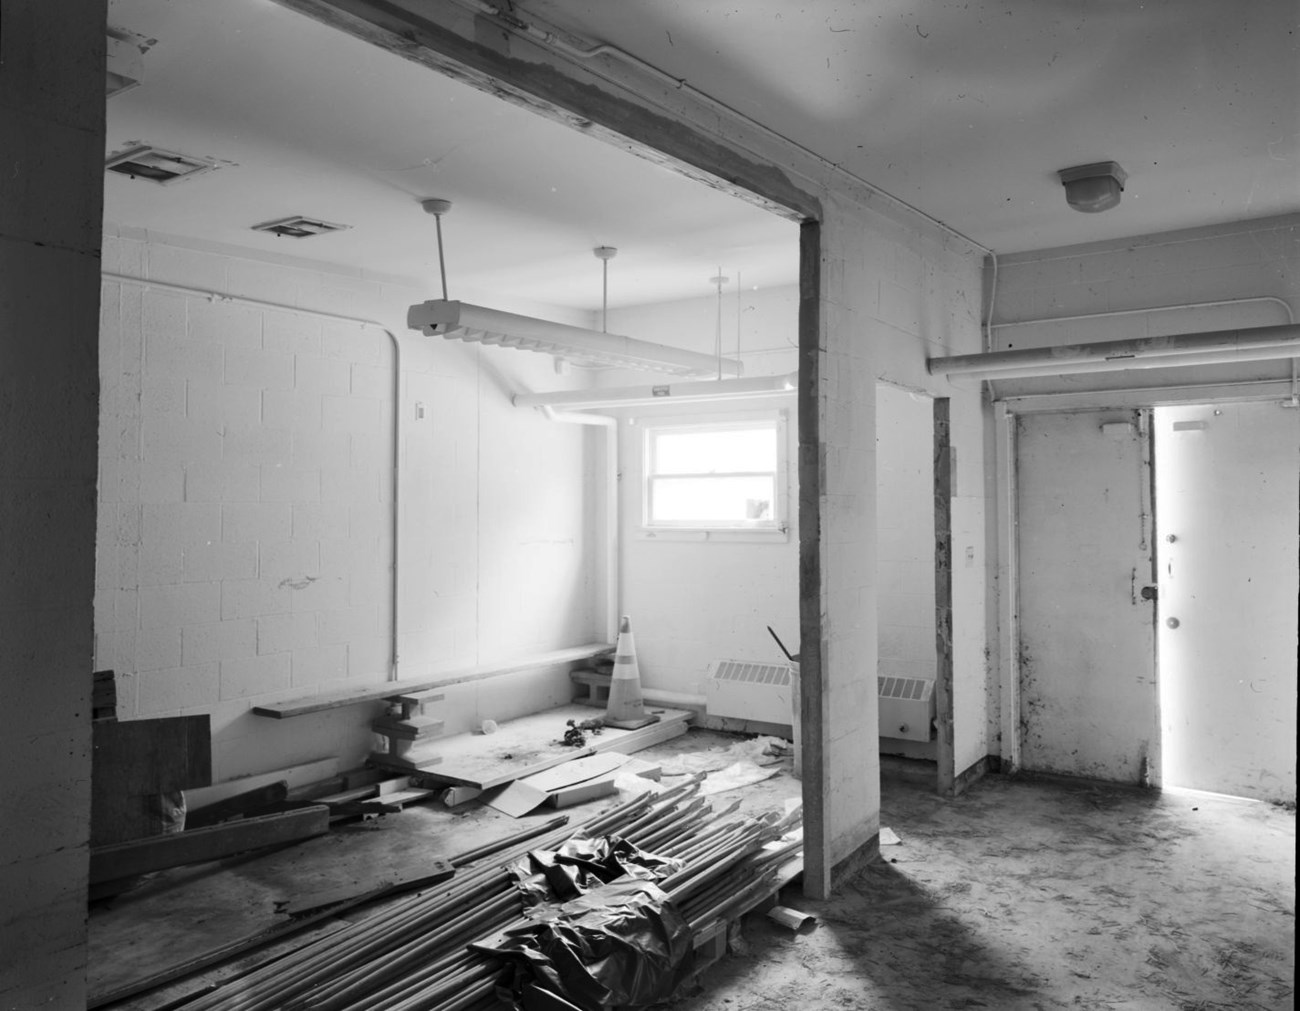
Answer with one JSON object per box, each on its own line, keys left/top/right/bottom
{"left": 518, "top": 752, "right": 630, "bottom": 793}
{"left": 183, "top": 758, "right": 339, "bottom": 811}
{"left": 91, "top": 716, "right": 212, "bottom": 846}
{"left": 419, "top": 704, "right": 691, "bottom": 789}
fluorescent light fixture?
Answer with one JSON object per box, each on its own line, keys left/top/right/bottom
{"left": 513, "top": 372, "right": 795, "bottom": 410}
{"left": 408, "top": 299, "right": 743, "bottom": 377}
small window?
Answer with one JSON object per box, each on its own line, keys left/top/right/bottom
{"left": 642, "top": 413, "right": 787, "bottom": 536}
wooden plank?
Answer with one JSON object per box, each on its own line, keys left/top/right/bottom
{"left": 91, "top": 716, "right": 212, "bottom": 846}
{"left": 484, "top": 780, "right": 550, "bottom": 818}
{"left": 545, "top": 757, "right": 662, "bottom": 808}
{"left": 518, "top": 752, "right": 629, "bottom": 793}
{"left": 186, "top": 781, "right": 288, "bottom": 829}
{"left": 546, "top": 776, "right": 618, "bottom": 808}
{"left": 251, "top": 643, "right": 614, "bottom": 718}
{"left": 89, "top": 806, "right": 330, "bottom": 884}
{"left": 414, "top": 704, "right": 692, "bottom": 789}
{"left": 277, "top": 858, "right": 455, "bottom": 918}
{"left": 183, "top": 758, "right": 339, "bottom": 810}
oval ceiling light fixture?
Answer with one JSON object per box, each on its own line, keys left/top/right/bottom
{"left": 1058, "top": 161, "right": 1128, "bottom": 213}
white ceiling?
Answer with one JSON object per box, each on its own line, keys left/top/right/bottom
{"left": 105, "top": 0, "right": 1298, "bottom": 312}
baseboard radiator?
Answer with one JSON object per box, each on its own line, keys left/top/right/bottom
{"left": 705, "top": 660, "right": 795, "bottom": 725}
{"left": 879, "top": 676, "right": 935, "bottom": 742}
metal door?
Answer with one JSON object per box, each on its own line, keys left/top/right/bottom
{"left": 1154, "top": 401, "right": 1299, "bottom": 802}
{"left": 1016, "top": 410, "right": 1159, "bottom": 783}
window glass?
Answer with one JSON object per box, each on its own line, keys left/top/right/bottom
{"left": 643, "top": 416, "right": 784, "bottom": 530}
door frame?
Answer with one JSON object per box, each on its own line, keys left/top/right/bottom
{"left": 997, "top": 402, "right": 1163, "bottom": 780}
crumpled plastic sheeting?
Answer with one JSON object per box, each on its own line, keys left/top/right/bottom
{"left": 509, "top": 836, "right": 682, "bottom": 907}
{"left": 474, "top": 879, "right": 695, "bottom": 1011}
{"left": 658, "top": 735, "right": 791, "bottom": 776}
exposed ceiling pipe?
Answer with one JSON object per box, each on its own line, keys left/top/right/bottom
{"left": 929, "top": 324, "right": 1300, "bottom": 381}
{"left": 514, "top": 372, "right": 796, "bottom": 411}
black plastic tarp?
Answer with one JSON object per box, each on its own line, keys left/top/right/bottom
{"left": 508, "top": 836, "right": 681, "bottom": 906}
{"left": 474, "top": 878, "right": 695, "bottom": 1011}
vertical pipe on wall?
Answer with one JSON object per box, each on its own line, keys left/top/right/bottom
{"left": 539, "top": 408, "right": 619, "bottom": 643}
{"left": 994, "top": 403, "right": 1021, "bottom": 773}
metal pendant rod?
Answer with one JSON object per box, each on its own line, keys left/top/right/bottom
{"left": 422, "top": 198, "right": 453, "bottom": 301}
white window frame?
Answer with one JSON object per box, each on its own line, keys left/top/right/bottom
{"left": 638, "top": 409, "right": 790, "bottom": 542}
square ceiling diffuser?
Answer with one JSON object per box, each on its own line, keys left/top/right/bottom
{"left": 251, "top": 216, "right": 351, "bottom": 239}
{"left": 105, "top": 144, "right": 226, "bottom": 184}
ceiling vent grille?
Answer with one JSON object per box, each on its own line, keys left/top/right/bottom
{"left": 252, "top": 216, "right": 351, "bottom": 239}
{"left": 105, "top": 144, "right": 224, "bottom": 184}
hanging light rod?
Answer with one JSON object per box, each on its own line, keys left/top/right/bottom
{"left": 409, "top": 300, "right": 744, "bottom": 377}
{"left": 410, "top": 200, "right": 742, "bottom": 376}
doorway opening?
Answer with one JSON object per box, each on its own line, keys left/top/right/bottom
{"left": 875, "top": 384, "right": 942, "bottom": 791}
{"left": 1153, "top": 401, "right": 1299, "bottom": 802}
{"left": 1012, "top": 400, "right": 1298, "bottom": 805}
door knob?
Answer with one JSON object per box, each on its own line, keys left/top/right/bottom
{"left": 1166, "top": 617, "right": 1180, "bottom": 629}
{"left": 1140, "top": 585, "right": 1158, "bottom": 602}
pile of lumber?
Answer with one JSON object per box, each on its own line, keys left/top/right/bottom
{"left": 160, "top": 776, "right": 801, "bottom": 1011}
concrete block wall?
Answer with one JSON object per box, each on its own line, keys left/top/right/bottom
{"left": 835, "top": 204, "right": 991, "bottom": 780}
{"left": 0, "top": 2, "right": 103, "bottom": 1007}
{"left": 603, "top": 286, "right": 800, "bottom": 698}
{"left": 875, "top": 384, "right": 937, "bottom": 687}
{"left": 992, "top": 214, "right": 1300, "bottom": 340}
{"left": 97, "top": 229, "right": 598, "bottom": 777}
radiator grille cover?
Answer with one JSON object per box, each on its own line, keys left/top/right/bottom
{"left": 878, "top": 676, "right": 936, "bottom": 742}
{"left": 706, "top": 660, "right": 795, "bottom": 724}
{"left": 878, "top": 676, "right": 934, "bottom": 702}
{"left": 714, "top": 660, "right": 792, "bottom": 686}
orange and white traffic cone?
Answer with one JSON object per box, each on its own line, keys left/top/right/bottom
{"left": 604, "top": 615, "right": 660, "bottom": 730}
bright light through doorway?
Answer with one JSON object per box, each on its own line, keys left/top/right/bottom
{"left": 1154, "top": 402, "right": 1299, "bottom": 800}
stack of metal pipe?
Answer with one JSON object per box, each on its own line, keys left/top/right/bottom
{"left": 178, "top": 773, "right": 801, "bottom": 1011}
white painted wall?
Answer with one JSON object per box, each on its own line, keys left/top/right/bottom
{"left": 602, "top": 287, "right": 800, "bottom": 697}
{"left": 846, "top": 211, "right": 992, "bottom": 782}
{"left": 0, "top": 4, "right": 101, "bottom": 1005}
{"left": 876, "top": 384, "right": 937, "bottom": 755}
{"left": 96, "top": 229, "right": 600, "bottom": 779}
{"left": 989, "top": 214, "right": 1299, "bottom": 402}
{"left": 992, "top": 214, "right": 1300, "bottom": 781}
{"left": 815, "top": 191, "right": 988, "bottom": 872}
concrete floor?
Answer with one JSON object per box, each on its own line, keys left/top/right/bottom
{"left": 87, "top": 737, "right": 1295, "bottom": 1010}
{"left": 669, "top": 760, "right": 1296, "bottom": 1011}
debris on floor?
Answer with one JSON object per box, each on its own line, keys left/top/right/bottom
{"left": 108, "top": 774, "right": 803, "bottom": 1010}
{"left": 660, "top": 735, "right": 791, "bottom": 776}
{"left": 880, "top": 826, "right": 902, "bottom": 845}
{"left": 766, "top": 905, "right": 817, "bottom": 931}
{"left": 699, "top": 758, "right": 783, "bottom": 796}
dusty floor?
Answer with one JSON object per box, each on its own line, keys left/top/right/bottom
{"left": 88, "top": 734, "right": 1295, "bottom": 1011}
{"left": 668, "top": 761, "right": 1296, "bottom": 1011}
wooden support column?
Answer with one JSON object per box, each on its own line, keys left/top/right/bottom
{"left": 934, "top": 398, "right": 956, "bottom": 795}
{"left": 797, "top": 220, "right": 829, "bottom": 899}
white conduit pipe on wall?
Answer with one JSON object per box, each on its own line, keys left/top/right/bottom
{"left": 102, "top": 273, "right": 406, "bottom": 681}
{"left": 929, "top": 323, "right": 1300, "bottom": 382}
{"left": 539, "top": 407, "right": 619, "bottom": 644}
